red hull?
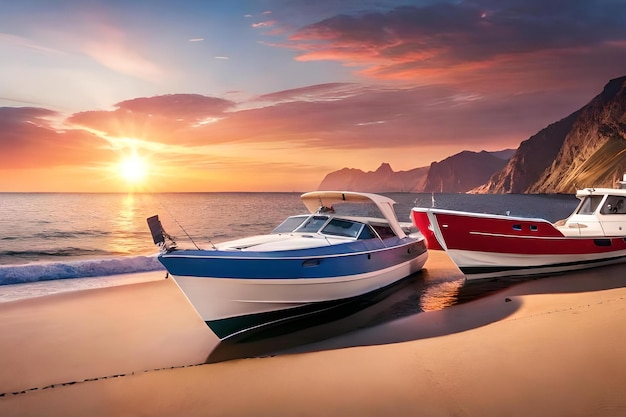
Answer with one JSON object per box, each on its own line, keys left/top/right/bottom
{"left": 410, "top": 209, "right": 444, "bottom": 250}
{"left": 411, "top": 208, "right": 626, "bottom": 279}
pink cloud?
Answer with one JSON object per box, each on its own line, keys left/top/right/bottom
{"left": 81, "top": 23, "right": 163, "bottom": 81}
{"left": 67, "top": 94, "right": 235, "bottom": 138}
{"left": 278, "top": 2, "right": 626, "bottom": 87}
{"left": 58, "top": 79, "right": 598, "bottom": 158}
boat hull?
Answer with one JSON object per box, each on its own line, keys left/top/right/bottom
{"left": 160, "top": 240, "right": 427, "bottom": 339}
{"left": 412, "top": 208, "right": 626, "bottom": 280}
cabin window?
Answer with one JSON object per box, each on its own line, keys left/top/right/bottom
{"left": 357, "top": 225, "right": 376, "bottom": 240}
{"left": 600, "top": 196, "right": 626, "bottom": 215}
{"left": 576, "top": 195, "right": 603, "bottom": 215}
{"left": 296, "top": 215, "right": 329, "bottom": 233}
{"left": 321, "top": 218, "right": 364, "bottom": 238}
{"left": 530, "top": 225, "right": 538, "bottom": 231}
{"left": 373, "top": 225, "right": 396, "bottom": 239}
{"left": 271, "top": 215, "right": 308, "bottom": 234}
{"left": 512, "top": 224, "right": 522, "bottom": 231}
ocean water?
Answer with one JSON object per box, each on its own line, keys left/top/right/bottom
{"left": 0, "top": 192, "right": 579, "bottom": 300}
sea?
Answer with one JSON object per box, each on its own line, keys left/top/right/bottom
{"left": 0, "top": 192, "right": 580, "bottom": 307}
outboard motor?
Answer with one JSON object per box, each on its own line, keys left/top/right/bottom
{"left": 147, "top": 215, "right": 176, "bottom": 251}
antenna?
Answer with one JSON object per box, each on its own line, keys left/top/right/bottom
{"left": 169, "top": 211, "right": 202, "bottom": 250}
{"left": 156, "top": 199, "right": 215, "bottom": 250}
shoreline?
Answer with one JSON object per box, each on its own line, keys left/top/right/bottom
{"left": 0, "top": 270, "right": 166, "bottom": 303}
{"left": 0, "top": 253, "right": 625, "bottom": 416}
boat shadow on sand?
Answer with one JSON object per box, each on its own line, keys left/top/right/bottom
{"left": 206, "top": 261, "right": 626, "bottom": 363}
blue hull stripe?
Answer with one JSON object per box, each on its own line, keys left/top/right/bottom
{"left": 159, "top": 240, "right": 426, "bottom": 279}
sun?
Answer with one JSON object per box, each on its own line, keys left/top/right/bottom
{"left": 118, "top": 152, "right": 148, "bottom": 184}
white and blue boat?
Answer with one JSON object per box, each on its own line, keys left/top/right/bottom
{"left": 147, "top": 191, "right": 428, "bottom": 339}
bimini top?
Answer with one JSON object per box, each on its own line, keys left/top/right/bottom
{"left": 300, "top": 191, "right": 406, "bottom": 238}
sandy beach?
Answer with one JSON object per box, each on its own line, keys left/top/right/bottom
{"left": 0, "top": 252, "right": 625, "bottom": 417}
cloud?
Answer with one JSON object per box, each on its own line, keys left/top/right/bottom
{"left": 254, "top": 82, "right": 368, "bottom": 104}
{"left": 279, "top": 1, "right": 626, "bottom": 85}
{"left": 0, "top": 74, "right": 605, "bottom": 186}
{"left": 66, "top": 94, "right": 236, "bottom": 144}
{"left": 130, "top": 83, "right": 566, "bottom": 153}
{"left": 252, "top": 20, "right": 277, "bottom": 28}
{"left": 116, "top": 94, "right": 234, "bottom": 119}
{"left": 0, "top": 107, "right": 110, "bottom": 169}
{"left": 81, "top": 30, "right": 163, "bottom": 81}
{"left": 0, "top": 32, "right": 64, "bottom": 55}
{"left": 61, "top": 80, "right": 593, "bottom": 159}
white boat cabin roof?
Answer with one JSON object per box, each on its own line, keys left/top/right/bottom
{"left": 573, "top": 189, "right": 626, "bottom": 215}
{"left": 574, "top": 175, "right": 626, "bottom": 214}
{"left": 300, "top": 191, "right": 406, "bottom": 238}
{"left": 560, "top": 177, "right": 626, "bottom": 236}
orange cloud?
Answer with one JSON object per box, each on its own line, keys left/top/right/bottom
{"left": 66, "top": 94, "right": 235, "bottom": 144}
{"left": 1, "top": 73, "right": 612, "bottom": 192}
{"left": 0, "top": 107, "right": 111, "bottom": 169}
{"left": 61, "top": 83, "right": 581, "bottom": 156}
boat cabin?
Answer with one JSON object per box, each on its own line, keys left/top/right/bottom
{"left": 559, "top": 176, "right": 626, "bottom": 237}
{"left": 271, "top": 214, "right": 398, "bottom": 241}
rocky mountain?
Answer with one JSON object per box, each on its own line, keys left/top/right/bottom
{"left": 318, "top": 149, "right": 513, "bottom": 192}
{"left": 476, "top": 76, "right": 626, "bottom": 193}
{"left": 317, "top": 163, "right": 429, "bottom": 192}
{"left": 319, "top": 76, "right": 626, "bottom": 194}
{"left": 421, "top": 150, "right": 512, "bottom": 193}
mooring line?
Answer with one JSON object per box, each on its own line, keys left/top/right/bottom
{"left": 0, "top": 362, "right": 207, "bottom": 398}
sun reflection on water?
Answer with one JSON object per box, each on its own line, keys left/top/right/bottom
{"left": 107, "top": 194, "right": 141, "bottom": 256}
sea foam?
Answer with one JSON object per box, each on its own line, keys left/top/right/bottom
{"left": 0, "top": 256, "right": 165, "bottom": 286}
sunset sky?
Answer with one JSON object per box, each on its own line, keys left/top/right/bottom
{"left": 1, "top": 0, "right": 626, "bottom": 192}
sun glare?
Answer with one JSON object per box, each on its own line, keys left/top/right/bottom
{"left": 119, "top": 153, "right": 148, "bottom": 184}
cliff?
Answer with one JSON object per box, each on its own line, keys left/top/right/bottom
{"left": 528, "top": 76, "right": 626, "bottom": 192}
{"left": 317, "top": 163, "right": 428, "bottom": 192}
{"left": 318, "top": 150, "right": 513, "bottom": 193}
{"left": 422, "top": 150, "right": 511, "bottom": 193}
{"left": 477, "top": 76, "right": 626, "bottom": 193}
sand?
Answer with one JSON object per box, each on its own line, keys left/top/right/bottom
{"left": 0, "top": 253, "right": 625, "bottom": 417}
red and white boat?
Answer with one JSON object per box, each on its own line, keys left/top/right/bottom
{"left": 412, "top": 176, "right": 626, "bottom": 280}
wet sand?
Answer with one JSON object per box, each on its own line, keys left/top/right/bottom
{"left": 0, "top": 252, "right": 625, "bottom": 416}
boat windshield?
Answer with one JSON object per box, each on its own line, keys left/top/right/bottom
{"left": 271, "top": 215, "right": 308, "bottom": 234}
{"left": 295, "top": 215, "right": 330, "bottom": 233}
{"left": 576, "top": 195, "right": 604, "bottom": 215}
{"left": 321, "top": 218, "right": 364, "bottom": 238}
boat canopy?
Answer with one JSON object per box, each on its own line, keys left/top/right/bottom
{"left": 300, "top": 191, "right": 406, "bottom": 238}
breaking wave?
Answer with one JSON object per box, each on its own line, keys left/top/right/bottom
{"left": 0, "top": 256, "right": 165, "bottom": 286}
